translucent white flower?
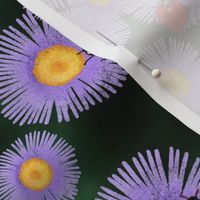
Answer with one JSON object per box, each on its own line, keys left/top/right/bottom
{"left": 36, "top": 0, "right": 130, "bottom": 45}
{"left": 121, "top": 0, "right": 161, "bottom": 23}
{"left": 63, "top": 7, "right": 130, "bottom": 45}
{"left": 140, "top": 38, "right": 200, "bottom": 113}
{"left": 122, "top": 0, "right": 200, "bottom": 31}
{"left": 40, "top": 0, "right": 129, "bottom": 16}
{"left": 65, "top": 0, "right": 124, "bottom": 14}
{"left": 40, "top": 0, "right": 73, "bottom": 11}
{"left": 179, "top": 0, "right": 200, "bottom": 27}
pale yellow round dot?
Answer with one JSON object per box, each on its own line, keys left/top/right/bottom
{"left": 158, "top": 69, "right": 190, "bottom": 100}
{"left": 19, "top": 158, "right": 53, "bottom": 191}
{"left": 33, "top": 45, "right": 85, "bottom": 87}
{"left": 89, "top": 0, "right": 111, "bottom": 7}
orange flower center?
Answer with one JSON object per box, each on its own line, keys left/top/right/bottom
{"left": 33, "top": 45, "right": 85, "bottom": 86}
{"left": 19, "top": 158, "right": 53, "bottom": 191}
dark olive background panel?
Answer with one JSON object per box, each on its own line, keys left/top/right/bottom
{"left": 0, "top": 1, "right": 199, "bottom": 199}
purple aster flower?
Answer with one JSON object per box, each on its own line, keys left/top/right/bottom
{"left": 97, "top": 147, "right": 200, "bottom": 200}
{"left": 0, "top": 10, "right": 127, "bottom": 126}
{"left": 0, "top": 130, "right": 81, "bottom": 200}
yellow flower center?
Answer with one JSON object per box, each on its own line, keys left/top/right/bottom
{"left": 33, "top": 45, "right": 85, "bottom": 86}
{"left": 19, "top": 158, "right": 53, "bottom": 191}
{"left": 158, "top": 68, "right": 190, "bottom": 100}
{"left": 89, "top": 0, "right": 111, "bottom": 7}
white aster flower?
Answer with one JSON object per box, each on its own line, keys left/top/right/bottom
{"left": 140, "top": 38, "right": 200, "bottom": 113}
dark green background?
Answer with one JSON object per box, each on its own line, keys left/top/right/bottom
{"left": 0, "top": 1, "right": 199, "bottom": 199}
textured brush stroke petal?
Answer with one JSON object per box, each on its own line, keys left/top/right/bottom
{"left": 0, "top": 10, "right": 127, "bottom": 125}
{"left": 97, "top": 147, "right": 200, "bottom": 200}
{"left": 0, "top": 130, "right": 81, "bottom": 200}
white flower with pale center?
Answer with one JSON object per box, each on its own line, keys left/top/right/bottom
{"left": 41, "top": 0, "right": 128, "bottom": 14}
{"left": 66, "top": 0, "right": 125, "bottom": 13}
{"left": 62, "top": 7, "right": 130, "bottom": 45}
{"left": 140, "top": 38, "right": 200, "bottom": 113}
{"left": 40, "top": 0, "right": 75, "bottom": 11}
{"left": 122, "top": 0, "right": 200, "bottom": 31}
{"left": 179, "top": 0, "right": 200, "bottom": 27}
{"left": 121, "top": 0, "right": 162, "bottom": 23}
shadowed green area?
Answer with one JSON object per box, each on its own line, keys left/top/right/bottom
{"left": 0, "top": 1, "right": 199, "bottom": 199}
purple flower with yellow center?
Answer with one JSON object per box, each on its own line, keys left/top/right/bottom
{"left": 97, "top": 147, "right": 200, "bottom": 200}
{"left": 0, "top": 10, "right": 127, "bottom": 126}
{"left": 0, "top": 130, "right": 80, "bottom": 200}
